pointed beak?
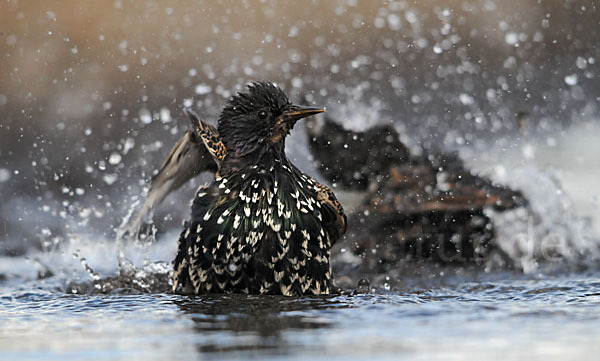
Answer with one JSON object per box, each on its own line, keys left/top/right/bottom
{"left": 282, "top": 105, "right": 326, "bottom": 124}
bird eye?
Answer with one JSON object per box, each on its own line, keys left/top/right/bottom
{"left": 258, "top": 110, "right": 268, "bottom": 119}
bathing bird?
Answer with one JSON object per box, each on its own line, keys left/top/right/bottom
{"left": 172, "top": 82, "right": 346, "bottom": 296}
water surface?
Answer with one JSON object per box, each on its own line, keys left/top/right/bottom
{"left": 2, "top": 273, "right": 599, "bottom": 361}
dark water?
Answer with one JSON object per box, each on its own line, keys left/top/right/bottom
{"left": 1, "top": 271, "right": 599, "bottom": 361}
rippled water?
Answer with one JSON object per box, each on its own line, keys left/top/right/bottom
{"left": 1, "top": 272, "right": 599, "bottom": 361}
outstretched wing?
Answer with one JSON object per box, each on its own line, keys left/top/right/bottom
{"left": 117, "top": 109, "right": 224, "bottom": 241}
{"left": 150, "top": 109, "right": 226, "bottom": 208}
{"left": 313, "top": 180, "right": 347, "bottom": 244}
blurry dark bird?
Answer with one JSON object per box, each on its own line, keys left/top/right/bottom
{"left": 305, "top": 117, "right": 410, "bottom": 190}
{"left": 305, "top": 117, "right": 527, "bottom": 267}
{"left": 169, "top": 82, "right": 346, "bottom": 296}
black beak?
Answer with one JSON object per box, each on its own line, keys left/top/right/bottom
{"left": 281, "top": 105, "right": 326, "bottom": 124}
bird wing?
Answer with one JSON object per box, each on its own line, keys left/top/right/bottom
{"left": 184, "top": 108, "right": 227, "bottom": 163}
{"left": 117, "top": 110, "right": 222, "bottom": 241}
{"left": 313, "top": 180, "right": 347, "bottom": 244}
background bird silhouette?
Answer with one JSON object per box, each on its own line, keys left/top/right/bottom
{"left": 305, "top": 116, "right": 527, "bottom": 274}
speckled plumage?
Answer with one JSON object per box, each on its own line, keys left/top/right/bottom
{"left": 173, "top": 82, "right": 346, "bottom": 296}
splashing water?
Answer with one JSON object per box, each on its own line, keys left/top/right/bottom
{"left": 462, "top": 120, "right": 600, "bottom": 272}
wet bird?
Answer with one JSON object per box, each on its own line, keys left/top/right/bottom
{"left": 171, "top": 82, "right": 346, "bottom": 296}
{"left": 305, "top": 117, "right": 527, "bottom": 267}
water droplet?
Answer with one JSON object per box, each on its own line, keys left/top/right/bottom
{"left": 459, "top": 93, "right": 474, "bottom": 105}
{"left": 103, "top": 173, "right": 118, "bottom": 185}
{"left": 387, "top": 14, "right": 402, "bottom": 30}
{"left": 195, "top": 83, "right": 212, "bottom": 95}
{"left": 291, "top": 77, "right": 303, "bottom": 88}
{"left": 0, "top": 168, "right": 10, "bottom": 182}
{"left": 139, "top": 108, "right": 152, "bottom": 124}
{"left": 123, "top": 137, "right": 135, "bottom": 154}
{"left": 159, "top": 107, "right": 171, "bottom": 123}
{"left": 505, "top": 32, "right": 518, "bottom": 45}
{"left": 564, "top": 74, "right": 578, "bottom": 86}
{"left": 108, "top": 152, "right": 122, "bottom": 165}
{"left": 576, "top": 57, "right": 588, "bottom": 70}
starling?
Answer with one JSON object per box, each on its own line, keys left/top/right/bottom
{"left": 305, "top": 117, "right": 527, "bottom": 266}
{"left": 172, "top": 82, "right": 347, "bottom": 296}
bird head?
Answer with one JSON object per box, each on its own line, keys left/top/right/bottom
{"left": 218, "top": 82, "right": 325, "bottom": 158}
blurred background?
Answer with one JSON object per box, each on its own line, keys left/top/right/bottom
{"left": 1, "top": 0, "right": 599, "bottom": 259}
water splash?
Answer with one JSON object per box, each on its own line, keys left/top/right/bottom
{"left": 462, "top": 120, "right": 600, "bottom": 272}
{"left": 72, "top": 251, "right": 101, "bottom": 281}
{"left": 66, "top": 248, "right": 173, "bottom": 295}
{"left": 115, "top": 192, "right": 158, "bottom": 246}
